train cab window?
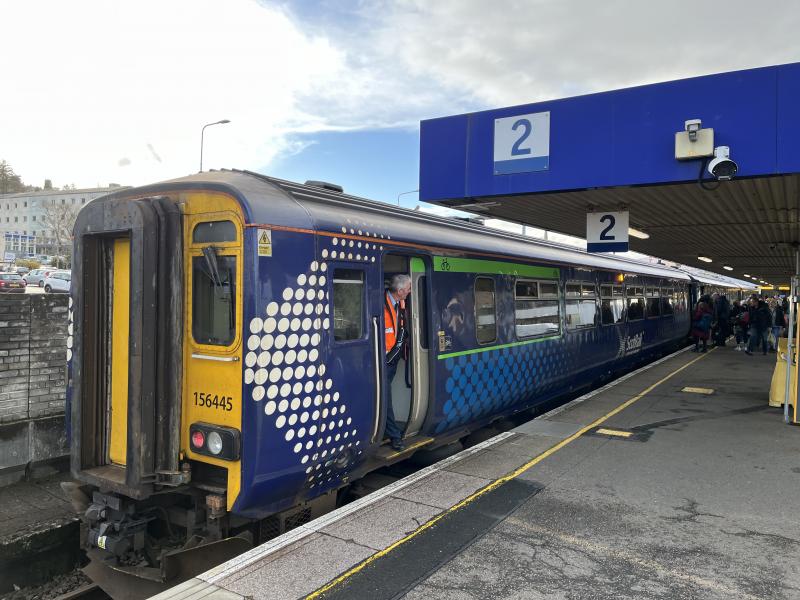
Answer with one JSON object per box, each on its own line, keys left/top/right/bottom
{"left": 192, "top": 255, "right": 236, "bottom": 346}
{"left": 646, "top": 287, "right": 660, "bottom": 318}
{"left": 565, "top": 282, "right": 597, "bottom": 330}
{"left": 474, "top": 277, "right": 497, "bottom": 344}
{"left": 515, "top": 279, "right": 561, "bottom": 338}
{"left": 600, "top": 284, "right": 624, "bottom": 325}
{"left": 332, "top": 269, "right": 365, "bottom": 341}
{"left": 661, "top": 287, "right": 674, "bottom": 315}
{"left": 626, "top": 285, "right": 645, "bottom": 321}
{"left": 192, "top": 220, "right": 237, "bottom": 244}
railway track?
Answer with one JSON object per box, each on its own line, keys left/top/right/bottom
{"left": 53, "top": 583, "right": 110, "bottom": 600}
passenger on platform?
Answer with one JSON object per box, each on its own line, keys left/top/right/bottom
{"left": 731, "top": 300, "right": 749, "bottom": 351}
{"left": 745, "top": 297, "right": 770, "bottom": 356}
{"left": 691, "top": 295, "right": 713, "bottom": 353}
{"left": 383, "top": 274, "right": 411, "bottom": 451}
{"left": 768, "top": 297, "right": 785, "bottom": 352}
{"left": 712, "top": 293, "right": 730, "bottom": 347}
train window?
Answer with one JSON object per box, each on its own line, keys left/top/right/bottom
{"left": 600, "top": 285, "right": 624, "bottom": 325}
{"left": 516, "top": 280, "right": 538, "bottom": 298}
{"left": 661, "top": 287, "right": 674, "bottom": 315}
{"left": 646, "top": 287, "right": 660, "bottom": 318}
{"left": 539, "top": 281, "right": 559, "bottom": 298}
{"left": 192, "top": 255, "right": 236, "bottom": 346}
{"left": 192, "top": 220, "right": 237, "bottom": 244}
{"left": 332, "top": 269, "right": 364, "bottom": 341}
{"left": 515, "top": 279, "right": 561, "bottom": 338}
{"left": 474, "top": 277, "right": 497, "bottom": 344}
{"left": 566, "top": 281, "right": 597, "bottom": 329}
{"left": 565, "top": 300, "right": 596, "bottom": 329}
{"left": 625, "top": 285, "right": 645, "bottom": 321}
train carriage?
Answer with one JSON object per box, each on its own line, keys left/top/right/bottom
{"left": 68, "top": 170, "right": 700, "bottom": 581}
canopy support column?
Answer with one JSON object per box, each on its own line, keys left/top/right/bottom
{"left": 785, "top": 248, "right": 799, "bottom": 423}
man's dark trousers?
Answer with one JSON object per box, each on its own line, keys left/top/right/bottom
{"left": 384, "top": 359, "right": 402, "bottom": 441}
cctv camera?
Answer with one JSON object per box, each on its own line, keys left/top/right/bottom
{"left": 707, "top": 146, "right": 737, "bottom": 181}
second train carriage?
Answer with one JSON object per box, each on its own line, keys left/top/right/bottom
{"left": 70, "top": 170, "right": 711, "bottom": 579}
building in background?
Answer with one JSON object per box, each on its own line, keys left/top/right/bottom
{"left": 0, "top": 186, "right": 124, "bottom": 262}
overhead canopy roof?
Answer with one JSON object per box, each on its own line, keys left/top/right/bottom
{"left": 420, "top": 63, "right": 800, "bottom": 286}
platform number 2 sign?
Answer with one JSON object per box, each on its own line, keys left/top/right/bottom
{"left": 493, "top": 111, "right": 550, "bottom": 175}
{"left": 586, "top": 211, "right": 629, "bottom": 253}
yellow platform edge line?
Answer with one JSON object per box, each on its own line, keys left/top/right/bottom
{"left": 305, "top": 348, "right": 715, "bottom": 599}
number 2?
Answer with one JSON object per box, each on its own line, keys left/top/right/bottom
{"left": 599, "top": 214, "right": 616, "bottom": 240}
{"left": 511, "top": 119, "right": 532, "bottom": 156}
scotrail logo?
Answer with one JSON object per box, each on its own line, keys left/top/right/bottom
{"left": 624, "top": 332, "right": 644, "bottom": 355}
{"left": 617, "top": 331, "right": 644, "bottom": 358}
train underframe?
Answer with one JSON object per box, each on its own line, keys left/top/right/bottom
{"left": 77, "top": 477, "right": 338, "bottom": 584}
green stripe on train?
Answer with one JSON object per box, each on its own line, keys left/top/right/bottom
{"left": 433, "top": 256, "right": 559, "bottom": 279}
{"left": 437, "top": 335, "right": 561, "bottom": 360}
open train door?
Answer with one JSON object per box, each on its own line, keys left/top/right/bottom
{"left": 70, "top": 195, "right": 184, "bottom": 499}
{"left": 404, "top": 257, "right": 431, "bottom": 436}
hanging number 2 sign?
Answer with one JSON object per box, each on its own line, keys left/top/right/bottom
{"left": 586, "top": 211, "right": 629, "bottom": 253}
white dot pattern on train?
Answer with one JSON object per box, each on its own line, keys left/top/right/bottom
{"left": 247, "top": 230, "right": 384, "bottom": 489}
{"left": 66, "top": 296, "right": 74, "bottom": 363}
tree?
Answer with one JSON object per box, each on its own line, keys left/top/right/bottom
{"left": 39, "top": 198, "right": 79, "bottom": 259}
{"left": 0, "top": 160, "right": 25, "bottom": 194}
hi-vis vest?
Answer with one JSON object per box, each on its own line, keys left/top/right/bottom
{"left": 384, "top": 291, "right": 406, "bottom": 358}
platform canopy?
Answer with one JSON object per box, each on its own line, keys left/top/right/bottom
{"left": 420, "top": 63, "right": 800, "bottom": 287}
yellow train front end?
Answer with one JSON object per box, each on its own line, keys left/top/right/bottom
{"left": 69, "top": 183, "right": 250, "bottom": 584}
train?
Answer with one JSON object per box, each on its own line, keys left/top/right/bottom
{"left": 66, "top": 170, "right": 754, "bottom": 583}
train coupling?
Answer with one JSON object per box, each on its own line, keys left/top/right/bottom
{"left": 85, "top": 491, "right": 155, "bottom": 559}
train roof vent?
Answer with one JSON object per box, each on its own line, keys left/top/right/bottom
{"left": 305, "top": 180, "right": 344, "bottom": 193}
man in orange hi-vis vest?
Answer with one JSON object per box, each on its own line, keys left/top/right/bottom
{"left": 384, "top": 274, "right": 411, "bottom": 451}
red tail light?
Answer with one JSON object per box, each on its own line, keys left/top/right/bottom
{"left": 191, "top": 430, "right": 206, "bottom": 449}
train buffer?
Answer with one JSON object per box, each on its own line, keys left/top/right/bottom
{"left": 152, "top": 344, "right": 799, "bottom": 600}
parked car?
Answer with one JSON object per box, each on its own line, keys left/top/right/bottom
{"left": 24, "top": 268, "right": 53, "bottom": 287}
{"left": 0, "top": 273, "right": 27, "bottom": 293}
{"left": 14, "top": 266, "right": 30, "bottom": 275}
{"left": 44, "top": 271, "right": 71, "bottom": 293}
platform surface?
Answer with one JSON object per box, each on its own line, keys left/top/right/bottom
{"left": 153, "top": 346, "right": 800, "bottom": 600}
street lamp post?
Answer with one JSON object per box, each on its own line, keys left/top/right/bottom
{"left": 200, "top": 119, "right": 231, "bottom": 172}
{"left": 396, "top": 189, "right": 419, "bottom": 207}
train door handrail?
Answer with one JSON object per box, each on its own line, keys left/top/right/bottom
{"left": 371, "top": 316, "right": 382, "bottom": 442}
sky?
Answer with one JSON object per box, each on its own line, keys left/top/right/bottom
{"left": 1, "top": 0, "right": 799, "bottom": 210}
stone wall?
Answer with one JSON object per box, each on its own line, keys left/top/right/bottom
{"left": 0, "top": 295, "right": 69, "bottom": 484}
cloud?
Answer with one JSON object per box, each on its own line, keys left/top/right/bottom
{"left": 1, "top": 0, "right": 351, "bottom": 187}
{"left": 2, "top": 0, "right": 798, "bottom": 189}
{"left": 371, "top": 0, "right": 800, "bottom": 108}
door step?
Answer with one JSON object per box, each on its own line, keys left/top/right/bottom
{"left": 374, "top": 436, "right": 434, "bottom": 464}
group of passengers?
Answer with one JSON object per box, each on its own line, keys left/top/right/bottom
{"left": 692, "top": 293, "right": 788, "bottom": 355}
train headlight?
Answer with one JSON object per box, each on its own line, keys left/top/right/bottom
{"left": 207, "top": 431, "right": 223, "bottom": 455}
{"left": 189, "top": 423, "right": 241, "bottom": 461}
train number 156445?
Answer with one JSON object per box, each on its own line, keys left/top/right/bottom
{"left": 193, "top": 392, "right": 233, "bottom": 411}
